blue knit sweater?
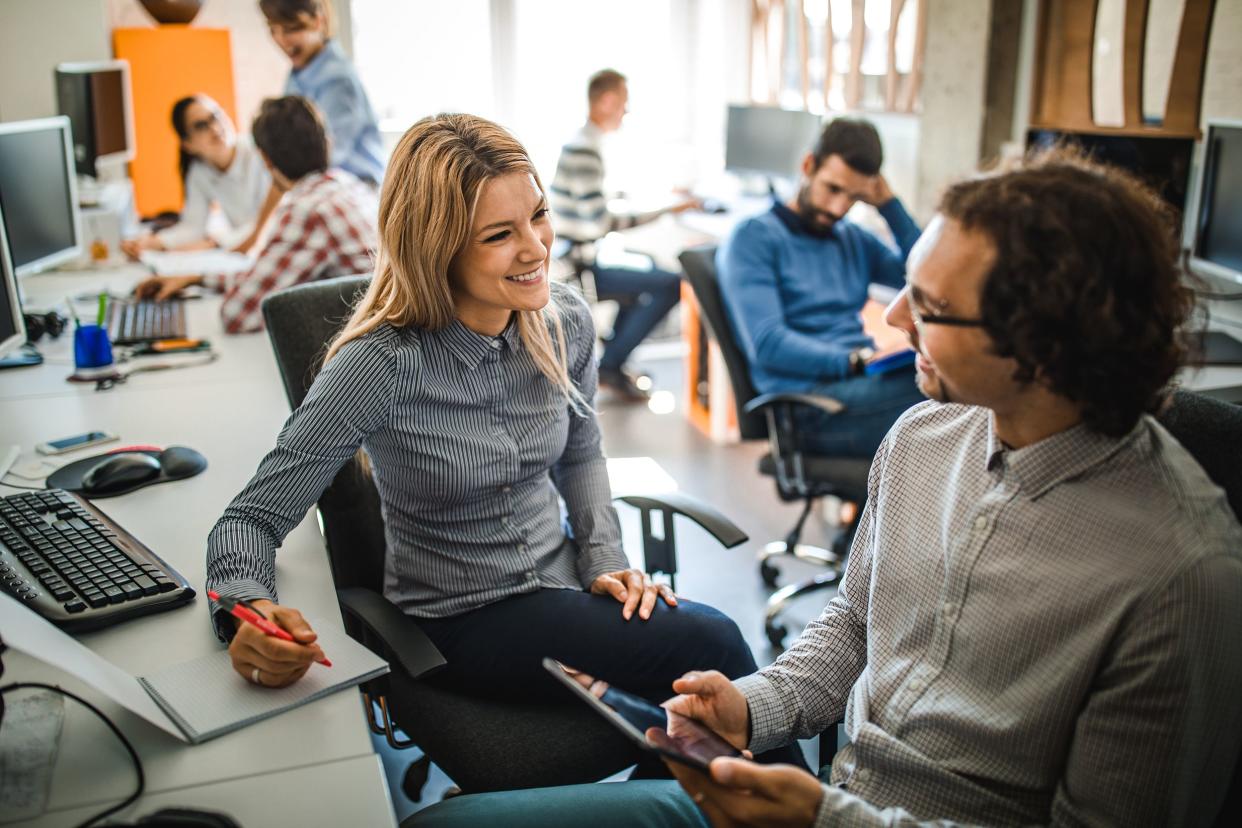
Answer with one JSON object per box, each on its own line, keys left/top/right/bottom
{"left": 717, "top": 198, "right": 921, "bottom": 392}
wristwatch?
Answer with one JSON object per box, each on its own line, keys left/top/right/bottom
{"left": 848, "top": 347, "right": 876, "bottom": 376}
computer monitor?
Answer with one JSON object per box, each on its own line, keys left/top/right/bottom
{"left": 725, "top": 105, "right": 823, "bottom": 180}
{"left": 0, "top": 117, "right": 83, "bottom": 275}
{"left": 0, "top": 203, "right": 29, "bottom": 362}
{"left": 1187, "top": 121, "right": 1242, "bottom": 290}
{"left": 55, "top": 60, "right": 136, "bottom": 179}
{"left": 1026, "top": 129, "right": 1194, "bottom": 215}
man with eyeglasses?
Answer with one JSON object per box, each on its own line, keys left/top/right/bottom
{"left": 410, "top": 150, "right": 1242, "bottom": 828}
{"left": 717, "top": 117, "right": 926, "bottom": 460}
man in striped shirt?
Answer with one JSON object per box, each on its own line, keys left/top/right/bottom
{"left": 136, "top": 96, "right": 377, "bottom": 334}
{"left": 549, "top": 69, "right": 698, "bottom": 400}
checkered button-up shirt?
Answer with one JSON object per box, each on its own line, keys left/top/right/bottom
{"left": 737, "top": 401, "right": 1242, "bottom": 827}
{"left": 202, "top": 169, "right": 377, "bottom": 334}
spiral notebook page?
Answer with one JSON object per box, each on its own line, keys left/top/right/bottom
{"left": 137, "top": 622, "right": 389, "bottom": 744}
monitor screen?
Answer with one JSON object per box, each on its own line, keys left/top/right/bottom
{"left": 1026, "top": 129, "right": 1194, "bottom": 214}
{"left": 0, "top": 117, "right": 82, "bottom": 275}
{"left": 0, "top": 204, "right": 26, "bottom": 361}
{"left": 725, "top": 105, "right": 823, "bottom": 179}
{"left": 1189, "top": 123, "right": 1242, "bottom": 286}
{"left": 56, "top": 61, "right": 134, "bottom": 177}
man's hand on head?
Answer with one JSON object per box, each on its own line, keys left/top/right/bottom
{"left": 862, "top": 175, "right": 894, "bottom": 208}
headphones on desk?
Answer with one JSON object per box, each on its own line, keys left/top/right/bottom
{"left": 23, "top": 311, "right": 68, "bottom": 343}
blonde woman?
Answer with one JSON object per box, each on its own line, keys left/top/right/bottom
{"left": 203, "top": 114, "right": 764, "bottom": 743}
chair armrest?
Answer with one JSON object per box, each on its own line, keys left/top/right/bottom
{"left": 744, "top": 392, "right": 844, "bottom": 416}
{"left": 615, "top": 491, "right": 748, "bottom": 549}
{"left": 336, "top": 586, "right": 447, "bottom": 679}
{"left": 614, "top": 492, "right": 748, "bottom": 584}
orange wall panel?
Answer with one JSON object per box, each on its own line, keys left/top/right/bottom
{"left": 114, "top": 27, "right": 236, "bottom": 218}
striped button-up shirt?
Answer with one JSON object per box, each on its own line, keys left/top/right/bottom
{"left": 206, "top": 284, "right": 628, "bottom": 639}
{"left": 737, "top": 401, "right": 1242, "bottom": 826}
{"left": 201, "top": 170, "right": 377, "bottom": 334}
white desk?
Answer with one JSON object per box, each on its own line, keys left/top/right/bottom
{"left": 1, "top": 267, "right": 396, "bottom": 827}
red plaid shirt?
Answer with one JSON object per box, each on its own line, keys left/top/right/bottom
{"left": 202, "top": 170, "right": 378, "bottom": 333}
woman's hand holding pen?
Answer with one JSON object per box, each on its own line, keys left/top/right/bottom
{"left": 590, "top": 568, "right": 677, "bottom": 621}
{"left": 227, "top": 599, "right": 326, "bottom": 688}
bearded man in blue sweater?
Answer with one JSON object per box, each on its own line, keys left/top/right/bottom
{"left": 718, "top": 118, "right": 925, "bottom": 458}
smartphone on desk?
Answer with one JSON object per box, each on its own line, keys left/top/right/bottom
{"left": 543, "top": 658, "right": 742, "bottom": 772}
{"left": 36, "top": 430, "right": 119, "bottom": 456}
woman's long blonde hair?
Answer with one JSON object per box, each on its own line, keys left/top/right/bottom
{"left": 324, "top": 113, "right": 583, "bottom": 409}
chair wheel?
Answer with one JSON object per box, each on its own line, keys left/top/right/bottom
{"left": 765, "top": 621, "right": 787, "bottom": 649}
{"left": 401, "top": 754, "right": 433, "bottom": 802}
{"left": 760, "top": 560, "right": 780, "bottom": 587}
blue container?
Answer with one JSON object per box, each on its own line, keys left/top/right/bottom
{"left": 73, "top": 324, "right": 114, "bottom": 370}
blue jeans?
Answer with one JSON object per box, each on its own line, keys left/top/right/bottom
{"left": 793, "top": 365, "right": 926, "bottom": 459}
{"left": 411, "top": 763, "right": 838, "bottom": 827}
{"left": 409, "top": 780, "right": 707, "bottom": 828}
{"left": 592, "top": 263, "right": 681, "bottom": 371}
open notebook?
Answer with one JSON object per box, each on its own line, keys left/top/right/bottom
{"left": 0, "top": 591, "right": 389, "bottom": 744}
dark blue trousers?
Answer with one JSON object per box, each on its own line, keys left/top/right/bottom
{"left": 414, "top": 588, "right": 757, "bottom": 702}
{"left": 592, "top": 263, "right": 681, "bottom": 371}
{"left": 414, "top": 588, "right": 806, "bottom": 770}
{"left": 795, "top": 365, "right": 926, "bottom": 458}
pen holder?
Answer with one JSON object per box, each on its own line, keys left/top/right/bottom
{"left": 73, "top": 324, "right": 114, "bottom": 371}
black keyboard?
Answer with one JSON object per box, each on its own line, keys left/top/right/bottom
{"left": 0, "top": 489, "right": 194, "bottom": 631}
{"left": 106, "top": 298, "right": 188, "bottom": 344}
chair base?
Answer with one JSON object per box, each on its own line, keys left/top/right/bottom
{"left": 758, "top": 541, "right": 840, "bottom": 585}
{"left": 764, "top": 570, "right": 841, "bottom": 648}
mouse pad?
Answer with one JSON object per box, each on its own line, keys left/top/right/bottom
{"left": 46, "top": 446, "right": 207, "bottom": 499}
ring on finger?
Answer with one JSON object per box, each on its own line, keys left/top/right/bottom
{"left": 251, "top": 666, "right": 262, "bottom": 685}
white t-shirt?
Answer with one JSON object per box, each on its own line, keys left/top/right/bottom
{"left": 157, "top": 135, "right": 271, "bottom": 248}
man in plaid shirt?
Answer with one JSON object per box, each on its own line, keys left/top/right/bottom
{"left": 137, "top": 96, "right": 377, "bottom": 333}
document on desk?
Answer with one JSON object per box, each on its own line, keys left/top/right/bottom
{"left": 139, "top": 249, "right": 254, "bottom": 276}
{"left": 0, "top": 592, "right": 389, "bottom": 744}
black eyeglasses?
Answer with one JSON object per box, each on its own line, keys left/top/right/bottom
{"left": 905, "top": 286, "right": 984, "bottom": 329}
{"left": 188, "top": 111, "right": 220, "bottom": 134}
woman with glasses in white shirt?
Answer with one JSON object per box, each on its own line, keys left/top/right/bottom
{"left": 121, "top": 95, "right": 271, "bottom": 258}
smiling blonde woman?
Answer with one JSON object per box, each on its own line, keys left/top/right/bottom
{"left": 202, "top": 113, "right": 782, "bottom": 782}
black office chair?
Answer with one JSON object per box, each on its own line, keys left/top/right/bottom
{"left": 813, "top": 390, "right": 1242, "bottom": 825}
{"left": 260, "top": 274, "right": 750, "bottom": 798}
{"left": 679, "top": 245, "right": 872, "bottom": 648}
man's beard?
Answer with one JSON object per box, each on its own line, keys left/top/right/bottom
{"left": 794, "top": 185, "right": 842, "bottom": 239}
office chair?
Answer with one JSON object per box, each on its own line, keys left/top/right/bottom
{"left": 260, "top": 274, "right": 750, "bottom": 797}
{"left": 813, "top": 390, "right": 1242, "bottom": 825}
{"left": 678, "top": 245, "right": 871, "bottom": 648}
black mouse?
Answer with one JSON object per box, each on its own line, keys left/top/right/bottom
{"left": 81, "top": 453, "right": 162, "bottom": 495}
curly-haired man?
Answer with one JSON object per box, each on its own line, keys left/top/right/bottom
{"left": 412, "top": 150, "right": 1242, "bottom": 828}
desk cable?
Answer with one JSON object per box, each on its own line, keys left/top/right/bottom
{"left": 0, "top": 681, "right": 144, "bottom": 827}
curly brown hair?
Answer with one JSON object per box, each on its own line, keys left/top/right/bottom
{"left": 939, "top": 148, "right": 1192, "bottom": 437}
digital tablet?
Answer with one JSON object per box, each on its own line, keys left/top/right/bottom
{"left": 543, "top": 657, "right": 742, "bottom": 772}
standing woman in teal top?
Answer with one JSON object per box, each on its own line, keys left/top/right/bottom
{"left": 236, "top": 0, "right": 385, "bottom": 251}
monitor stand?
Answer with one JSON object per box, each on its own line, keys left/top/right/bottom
{"left": 0, "top": 344, "right": 43, "bottom": 370}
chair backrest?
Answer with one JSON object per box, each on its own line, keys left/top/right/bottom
{"left": 678, "top": 245, "right": 767, "bottom": 440}
{"left": 1156, "top": 390, "right": 1242, "bottom": 520}
{"left": 1154, "top": 390, "right": 1242, "bottom": 828}
{"left": 261, "top": 275, "right": 387, "bottom": 594}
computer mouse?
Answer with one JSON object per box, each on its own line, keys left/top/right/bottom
{"left": 81, "top": 453, "right": 162, "bottom": 495}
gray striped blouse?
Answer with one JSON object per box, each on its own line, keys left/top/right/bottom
{"left": 206, "top": 283, "right": 628, "bottom": 638}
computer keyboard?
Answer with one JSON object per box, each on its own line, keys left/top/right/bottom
{"left": 106, "top": 298, "right": 187, "bottom": 344}
{"left": 0, "top": 489, "right": 194, "bottom": 631}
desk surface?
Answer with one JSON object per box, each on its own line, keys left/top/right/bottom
{"left": 1, "top": 266, "right": 395, "bottom": 826}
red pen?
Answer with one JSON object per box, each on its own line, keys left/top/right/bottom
{"left": 208, "top": 590, "right": 332, "bottom": 667}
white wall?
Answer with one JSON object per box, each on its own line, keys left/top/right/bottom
{"left": 0, "top": 0, "right": 111, "bottom": 122}
{"left": 914, "top": 0, "right": 993, "bottom": 220}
